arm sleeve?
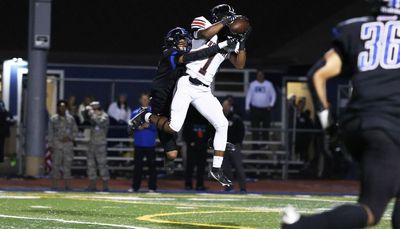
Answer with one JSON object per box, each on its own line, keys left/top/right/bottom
{"left": 181, "top": 45, "right": 220, "bottom": 63}
{"left": 269, "top": 83, "right": 277, "bottom": 107}
{"left": 245, "top": 83, "right": 253, "bottom": 110}
{"left": 331, "top": 24, "right": 349, "bottom": 63}
{"left": 191, "top": 17, "right": 207, "bottom": 39}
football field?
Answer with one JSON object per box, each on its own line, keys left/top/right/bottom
{"left": 0, "top": 191, "right": 391, "bottom": 228}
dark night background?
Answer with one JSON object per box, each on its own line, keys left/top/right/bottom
{"left": 0, "top": 0, "right": 370, "bottom": 67}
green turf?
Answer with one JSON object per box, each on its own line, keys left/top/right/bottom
{"left": 0, "top": 191, "right": 391, "bottom": 228}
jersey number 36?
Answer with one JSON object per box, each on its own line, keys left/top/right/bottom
{"left": 358, "top": 21, "right": 400, "bottom": 71}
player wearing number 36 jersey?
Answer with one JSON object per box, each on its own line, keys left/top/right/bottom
{"left": 282, "top": 0, "right": 400, "bottom": 228}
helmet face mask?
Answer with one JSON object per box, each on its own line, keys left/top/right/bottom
{"left": 211, "top": 4, "right": 236, "bottom": 23}
{"left": 164, "top": 27, "right": 192, "bottom": 52}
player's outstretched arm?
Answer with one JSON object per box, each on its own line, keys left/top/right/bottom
{"left": 229, "top": 27, "right": 251, "bottom": 69}
{"left": 178, "top": 39, "right": 235, "bottom": 64}
{"left": 229, "top": 50, "right": 246, "bottom": 69}
{"left": 308, "top": 49, "right": 342, "bottom": 129}
{"left": 196, "top": 16, "right": 236, "bottom": 40}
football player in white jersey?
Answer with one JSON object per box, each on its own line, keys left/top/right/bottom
{"left": 130, "top": 4, "right": 250, "bottom": 187}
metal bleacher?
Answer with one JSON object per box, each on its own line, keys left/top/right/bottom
{"left": 71, "top": 121, "right": 304, "bottom": 179}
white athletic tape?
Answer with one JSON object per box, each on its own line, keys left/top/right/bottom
{"left": 0, "top": 214, "right": 149, "bottom": 229}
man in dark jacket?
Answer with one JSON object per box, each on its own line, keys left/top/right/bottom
{"left": 221, "top": 99, "right": 247, "bottom": 193}
{"left": 183, "top": 105, "right": 210, "bottom": 191}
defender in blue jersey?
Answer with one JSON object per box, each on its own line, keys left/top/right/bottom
{"left": 282, "top": 0, "right": 400, "bottom": 228}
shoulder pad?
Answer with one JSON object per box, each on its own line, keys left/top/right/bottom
{"left": 336, "top": 16, "right": 373, "bottom": 28}
{"left": 191, "top": 16, "right": 211, "bottom": 30}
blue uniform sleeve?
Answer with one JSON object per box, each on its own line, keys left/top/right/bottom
{"left": 130, "top": 109, "right": 139, "bottom": 119}
{"left": 169, "top": 51, "right": 179, "bottom": 69}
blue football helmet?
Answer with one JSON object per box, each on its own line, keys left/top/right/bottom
{"left": 164, "top": 27, "right": 192, "bottom": 52}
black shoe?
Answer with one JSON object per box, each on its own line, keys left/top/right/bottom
{"left": 224, "top": 185, "right": 234, "bottom": 192}
{"left": 164, "top": 158, "right": 175, "bottom": 175}
{"left": 128, "top": 107, "right": 148, "bottom": 130}
{"left": 209, "top": 168, "right": 232, "bottom": 187}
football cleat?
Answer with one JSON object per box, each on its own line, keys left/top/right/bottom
{"left": 128, "top": 108, "right": 148, "bottom": 130}
{"left": 209, "top": 168, "right": 232, "bottom": 187}
{"left": 281, "top": 205, "right": 301, "bottom": 228}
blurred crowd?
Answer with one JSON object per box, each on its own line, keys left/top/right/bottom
{"left": 0, "top": 69, "right": 330, "bottom": 192}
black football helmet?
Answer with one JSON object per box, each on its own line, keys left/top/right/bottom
{"left": 211, "top": 4, "right": 236, "bottom": 23}
{"left": 164, "top": 27, "right": 192, "bottom": 52}
{"left": 367, "top": 0, "right": 400, "bottom": 15}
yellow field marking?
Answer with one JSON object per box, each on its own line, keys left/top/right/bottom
{"left": 137, "top": 210, "right": 271, "bottom": 229}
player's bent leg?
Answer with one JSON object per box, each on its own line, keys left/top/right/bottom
{"left": 281, "top": 204, "right": 369, "bottom": 229}
{"left": 169, "top": 76, "right": 193, "bottom": 132}
{"left": 192, "top": 93, "right": 231, "bottom": 186}
{"left": 148, "top": 114, "right": 176, "bottom": 134}
{"left": 357, "top": 130, "right": 400, "bottom": 226}
{"left": 159, "top": 131, "right": 178, "bottom": 174}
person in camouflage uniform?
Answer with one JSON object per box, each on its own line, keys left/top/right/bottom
{"left": 84, "top": 101, "right": 110, "bottom": 191}
{"left": 48, "top": 100, "right": 78, "bottom": 190}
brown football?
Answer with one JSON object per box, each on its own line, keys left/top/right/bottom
{"left": 229, "top": 16, "right": 250, "bottom": 34}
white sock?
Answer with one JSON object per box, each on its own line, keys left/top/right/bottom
{"left": 144, "top": 113, "right": 151, "bottom": 123}
{"left": 212, "top": 156, "right": 223, "bottom": 168}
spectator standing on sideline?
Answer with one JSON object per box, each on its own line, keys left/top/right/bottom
{"left": 108, "top": 94, "right": 131, "bottom": 125}
{"left": 245, "top": 69, "right": 276, "bottom": 149}
{"left": 78, "top": 96, "right": 93, "bottom": 125}
{"left": 129, "top": 93, "right": 157, "bottom": 192}
{"left": 0, "top": 100, "right": 14, "bottom": 163}
{"left": 221, "top": 99, "right": 247, "bottom": 193}
{"left": 84, "top": 101, "right": 110, "bottom": 191}
{"left": 48, "top": 100, "right": 78, "bottom": 190}
{"left": 183, "top": 105, "right": 210, "bottom": 191}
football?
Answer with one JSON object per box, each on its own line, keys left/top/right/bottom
{"left": 229, "top": 16, "right": 250, "bottom": 34}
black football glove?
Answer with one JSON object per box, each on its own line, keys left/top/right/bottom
{"left": 239, "top": 26, "right": 252, "bottom": 50}
{"left": 227, "top": 38, "right": 238, "bottom": 50}
{"left": 221, "top": 15, "right": 237, "bottom": 26}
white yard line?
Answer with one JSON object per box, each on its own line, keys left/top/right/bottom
{"left": 0, "top": 214, "right": 149, "bottom": 229}
{"left": 0, "top": 196, "right": 40, "bottom": 199}
{"left": 30, "top": 205, "right": 51, "bottom": 209}
{"left": 188, "top": 198, "right": 241, "bottom": 201}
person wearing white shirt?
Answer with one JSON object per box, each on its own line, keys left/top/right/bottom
{"left": 107, "top": 94, "right": 131, "bottom": 125}
{"left": 245, "top": 69, "right": 276, "bottom": 149}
